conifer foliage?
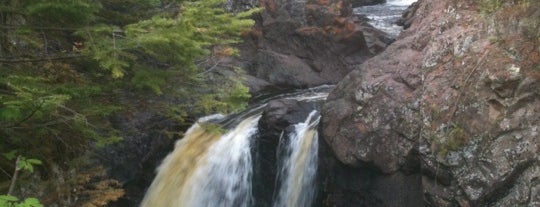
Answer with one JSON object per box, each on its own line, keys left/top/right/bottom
{"left": 0, "top": 0, "right": 257, "bottom": 205}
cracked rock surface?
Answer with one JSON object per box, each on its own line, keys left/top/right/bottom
{"left": 321, "top": 0, "right": 540, "bottom": 206}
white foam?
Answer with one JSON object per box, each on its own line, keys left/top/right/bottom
{"left": 386, "top": 0, "right": 417, "bottom": 6}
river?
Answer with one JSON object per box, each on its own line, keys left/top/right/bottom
{"left": 139, "top": 1, "right": 417, "bottom": 206}
{"left": 354, "top": 0, "right": 418, "bottom": 38}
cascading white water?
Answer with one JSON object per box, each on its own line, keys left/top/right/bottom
{"left": 140, "top": 115, "right": 260, "bottom": 207}
{"left": 179, "top": 115, "right": 260, "bottom": 207}
{"left": 141, "top": 86, "right": 331, "bottom": 207}
{"left": 273, "top": 111, "right": 320, "bottom": 207}
{"left": 353, "top": 0, "right": 418, "bottom": 38}
{"left": 386, "top": 0, "right": 417, "bottom": 6}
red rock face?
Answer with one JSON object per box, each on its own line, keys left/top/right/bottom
{"left": 322, "top": 0, "right": 540, "bottom": 206}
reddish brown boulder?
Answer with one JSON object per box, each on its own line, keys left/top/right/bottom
{"left": 322, "top": 0, "right": 540, "bottom": 206}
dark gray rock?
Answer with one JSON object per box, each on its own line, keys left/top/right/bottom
{"left": 235, "top": 0, "right": 392, "bottom": 94}
{"left": 318, "top": 138, "right": 423, "bottom": 207}
{"left": 396, "top": 0, "right": 420, "bottom": 29}
{"left": 226, "top": 0, "right": 259, "bottom": 12}
{"left": 102, "top": 111, "right": 180, "bottom": 207}
{"left": 351, "top": 0, "right": 386, "bottom": 7}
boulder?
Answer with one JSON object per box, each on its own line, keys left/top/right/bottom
{"left": 321, "top": 0, "right": 540, "bottom": 206}
{"left": 235, "top": 0, "right": 392, "bottom": 93}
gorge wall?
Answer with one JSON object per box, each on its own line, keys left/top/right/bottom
{"left": 226, "top": 0, "right": 393, "bottom": 92}
{"left": 321, "top": 0, "right": 539, "bottom": 206}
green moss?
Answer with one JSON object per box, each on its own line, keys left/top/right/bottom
{"left": 200, "top": 123, "right": 225, "bottom": 135}
{"left": 433, "top": 125, "right": 469, "bottom": 157}
{"left": 446, "top": 127, "right": 468, "bottom": 151}
{"left": 488, "top": 36, "right": 501, "bottom": 45}
{"left": 478, "top": 0, "right": 502, "bottom": 13}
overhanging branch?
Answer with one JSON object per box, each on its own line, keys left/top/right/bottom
{"left": 0, "top": 55, "right": 85, "bottom": 63}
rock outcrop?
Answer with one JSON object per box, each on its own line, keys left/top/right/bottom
{"left": 351, "top": 0, "right": 386, "bottom": 7}
{"left": 321, "top": 0, "right": 540, "bottom": 206}
{"left": 233, "top": 0, "right": 392, "bottom": 93}
{"left": 100, "top": 105, "right": 182, "bottom": 207}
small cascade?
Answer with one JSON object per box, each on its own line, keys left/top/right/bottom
{"left": 273, "top": 111, "right": 320, "bottom": 207}
{"left": 354, "top": 0, "right": 417, "bottom": 38}
{"left": 386, "top": 0, "right": 417, "bottom": 6}
{"left": 140, "top": 115, "right": 261, "bottom": 207}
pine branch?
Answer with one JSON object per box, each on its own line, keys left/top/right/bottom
{"left": 0, "top": 25, "right": 81, "bottom": 31}
{"left": 7, "top": 100, "right": 44, "bottom": 129}
{"left": 0, "top": 55, "right": 85, "bottom": 63}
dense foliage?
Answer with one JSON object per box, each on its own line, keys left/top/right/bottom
{"left": 0, "top": 0, "right": 256, "bottom": 205}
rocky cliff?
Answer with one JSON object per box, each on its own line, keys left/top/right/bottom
{"left": 321, "top": 0, "right": 539, "bottom": 206}
{"left": 104, "top": 0, "right": 392, "bottom": 205}
{"left": 227, "top": 0, "right": 393, "bottom": 92}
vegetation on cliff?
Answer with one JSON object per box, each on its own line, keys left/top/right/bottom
{"left": 0, "top": 0, "right": 256, "bottom": 205}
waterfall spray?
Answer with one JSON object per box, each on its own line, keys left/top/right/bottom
{"left": 273, "top": 111, "right": 320, "bottom": 207}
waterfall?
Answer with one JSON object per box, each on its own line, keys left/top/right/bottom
{"left": 273, "top": 111, "right": 320, "bottom": 207}
{"left": 140, "top": 115, "right": 260, "bottom": 207}
{"left": 141, "top": 86, "right": 331, "bottom": 207}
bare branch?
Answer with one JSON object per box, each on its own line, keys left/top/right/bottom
{"left": 0, "top": 166, "right": 11, "bottom": 179}
{"left": 7, "top": 155, "right": 21, "bottom": 195}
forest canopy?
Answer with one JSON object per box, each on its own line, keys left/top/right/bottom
{"left": 0, "top": 0, "right": 257, "bottom": 205}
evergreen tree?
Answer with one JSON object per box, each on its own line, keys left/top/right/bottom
{"left": 0, "top": 0, "right": 257, "bottom": 205}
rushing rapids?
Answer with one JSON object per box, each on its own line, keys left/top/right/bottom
{"left": 354, "top": 0, "right": 418, "bottom": 38}
{"left": 140, "top": 86, "right": 330, "bottom": 207}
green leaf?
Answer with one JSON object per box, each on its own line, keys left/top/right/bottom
{"left": 26, "top": 159, "right": 42, "bottom": 165}
{"left": 2, "top": 150, "right": 18, "bottom": 160}
{"left": 0, "top": 106, "right": 22, "bottom": 121}
{"left": 25, "top": 164, "right": 34, "bottom": 173}
{"left": 235, "top": 7, "right": 262, "bottom": 18}
{"left": 20, "top": 198, "right": 43, "bottom": 207}
{"left": 0, "top": 195, "right": 19, "bottom": 202}
{"left": 17, "top": 159, "right": 26, "bottom": 170}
